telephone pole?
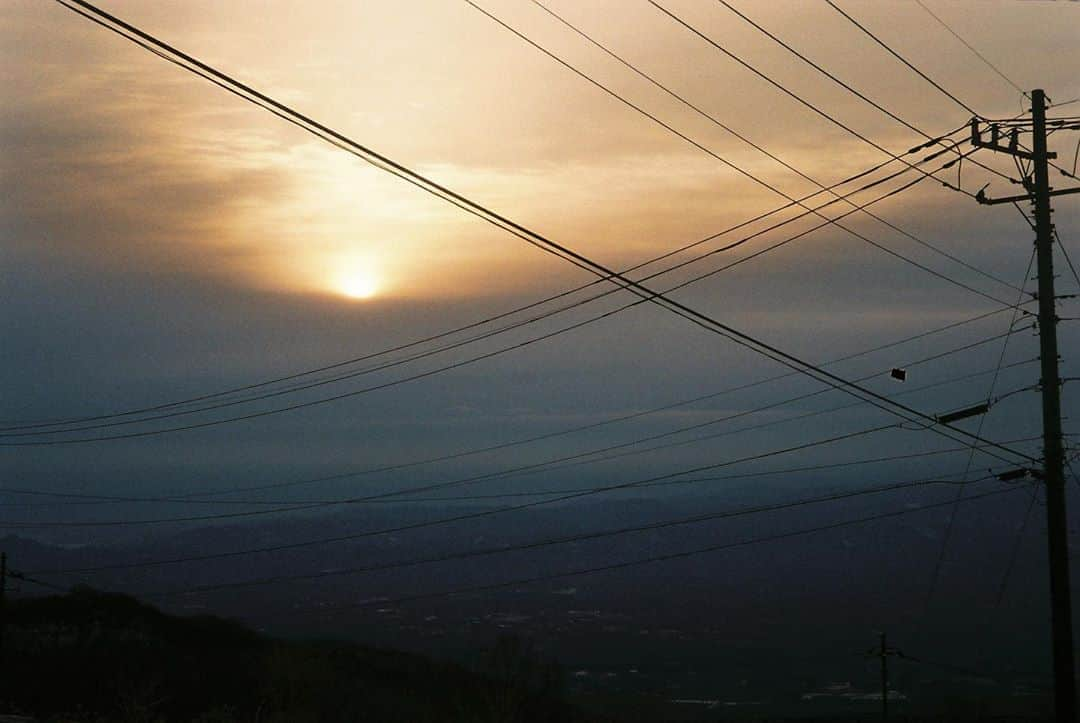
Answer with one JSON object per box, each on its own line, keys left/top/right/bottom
{"left": 974, "top": 88, "right": 1080, "bottom": 722}
{"left": 868, "top": 632, "right": 902, "bottom": 721}
{"left": 0, "top": 551, "right": 6, "bottom": 708}
{"left": 0, "top": 551, "right": 5, "bottom": 656}
{"left": 879, "top": 632, "right": 890, "bottom": 722}
{"left": 1033, "top": 88, "right": 1078, "bottom": 723}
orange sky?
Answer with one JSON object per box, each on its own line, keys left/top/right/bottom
{"left": 5, "top": 0, "right": 1078, "bottom": 304}
{"left": 3, "top": 1, "right": 1080, "bottom": 500}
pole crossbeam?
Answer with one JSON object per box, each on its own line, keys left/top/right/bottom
{"left": 977, "top": 187, "right": 1080, "bottom": 206}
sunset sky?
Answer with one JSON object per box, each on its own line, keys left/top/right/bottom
{"left": 2, "top": 0, "right": 1080, "bottom": 536}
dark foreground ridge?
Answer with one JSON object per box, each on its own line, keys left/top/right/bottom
{"left": 1, "top": 587, "right": 590, "bottom": 723}
{"left": 0, "top": 587, "right": 1059, "bottom": 723}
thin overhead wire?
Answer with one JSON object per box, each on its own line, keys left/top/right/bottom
{"left": 48, "top": 2, "right": 1033, "bottom": 465}
{"left": 993, "top": 486, "right": 1038, "bottom": 609}
{"left": 0, "top": 122, "right": 971, "bottom": 433}
{"left": 403, "top": 355, "right": 1036, "bottom": 503}
{"left": 967, "top": 489, "right": 1059, "bottom": 723}
{"left": 1050, "top": 97, "right": 1080, "bottom": 110}
{"left": 464, "top": 0, "right": 1021, "bottom": 313}
{"left": 145, "top": 473, "right": 1007, "bottom": 598}
{"left": 114, "top": 304, "right": 1039, "bottom": 498}
{"left": 0, "top": 148, "right": 947, "bottom": 433}
{"left": 24, "top": 486, "right": 1030, "bottom": 608}
{"left": 916, "top": 246, "right": 1036, "bottom": 629}
{"left": 531, "top": 0, "right": 1020, "bottom": 292}
{"left": 4, "top": 434, "right": 1043, "bottom": 509}
{"left": 895, "top": 650, "right": 1047, "bottom": 689}
{"left": 29, "top": 0, "right": 1015, "bottom": 445}
{"left": 647, "top": 0, "right": 981, "bottom": 196}
{"left": 1054, "top": 228, "right": 1080, "bottom": 292}
{"left": 4, "top": 306, "right": 1029, "bottom": 508}
{"left": 25, "top": 7, "right": 1010, "bottom": 445}
{"left": 911, "top": 0, "right": 1027, "bottom": 98}
{"left": 1013, "top": 201, "right": 1036, "bottom": 233}
{"left": 473, "top": 0, "right": 972, "bottom": 197}
{"left": 0, "top": 152, "right": 1000, "bottom": 444}
{"left": 708, "top": 0, "right": 1014, "bottom": 186}
{"left": 3, "top": 349, "right": 1035, "bottom": 525}
{"left": 0, "top": 274, "right": 1021, "bottom": 453}
{"left": 271, "top": 485, "right": 1029, "bottom": 616}
{"left": 22, "top": 0, "right": 1063, "bottom": 642}
{"left": 0, "top": 424, "right": 902, "bottom": 529}
{"left": 5, "top": 570, "right": 69, "bottom": 594}
{"left": 26, "top": 423, "right": 914, "bottom": 574}
{"left": 821, "top": 0, "right": 980, "bottom": 116}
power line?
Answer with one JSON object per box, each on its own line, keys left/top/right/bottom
{"left": 3, "top": 340, "right": 1036, "bottom": 528}
{"left": 821, "top": 0, "right": 979, "bottom": 117}
{"left": 104, "top": 304, "right": 1038, "bottom": 500}
{"left": 529, "top": 0, "right": 1019, "bottom": 295}
{"left": 917, "top": 247, "right": 1037, "bottom": 634}
{"left": 33, "top": 114, "right": 1044, "bottom": 440}
{"left": 3, "top": 434, "right": 1043, "bottom": 509}
{"left": 895, "top": 650, "right": 1047, "bottom": 688}
{"left": 467, "top": 0, "right": 1017, "bottom": 307}
{"left": 25, "top": 423, "right": 929, "bottom": 575}
{"left": 0, "top": 157, "right": 941, "bottom": 435}
{"left": 48, "top": 1, "right": 1033, "bottom": 467}
{"left": 0, "top": 124, "right": 963, "bottom": 433}
{"left": 19, "top": 4, "right": 1071, "bottom": 678}
{"left": 21, "top": 445, "right": 1041, "bottom": 579}
{"left": 0, "top": 173, "right": 1019, "bottom": 451}
{"left": 911, "top": 0, "right": 1027, "bottom": 98}
{"left": 5, "top": 364, "right": 1037, "bottom": 522}
{"left": 471, "top": 0, "right": 966, "bottom": 197}
{"left": 398, "top": 355, "right": 1036, "bottom": 505}
{"left": 270, "top": 485, "right": 1029, "bottom": 616}
{"left": 993, "top": 485, "right": 1039, "bottom": 609}
{"left": 1054, "top": 227, "right": 1080, "bottom": 291}
{"left": 0, "top": 301, "right": 1023, "bottom": 461}
{"left": 29, "top": 2, "right": 1015, "bottom": 440}
{"left": 19, "top": 4, "right": 1002, "bottom": 440}
{"left": 0, "top": 178, "right": 1023, "bottom": 469}
{"left": 5, "top": 570, "right": 68, "bottom": 594}
{"left": 0, "top": 152, "right": 990, "bottom": 444}
{"left": 23, "top": 486, "right": 1032, "bottom": 615}
{"left": 2, "top": 423, "right": 903, "bottom": 529}
{"left": 647, "top": 0, "right": 982, "bottom": 196}
{"left": 978, "top": 115, "right": 1080, "bottom": 178}
{"left": 144, "top": 473, "right": 1008, "bottom": 599}
{"left": 708, "top": 0, "right": 1015, "bottom": 187}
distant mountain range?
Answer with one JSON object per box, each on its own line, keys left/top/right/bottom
{"left": 4, "top": 486, "right": 1062, "bottom": 718}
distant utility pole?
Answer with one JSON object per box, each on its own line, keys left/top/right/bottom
{"left": 0, "top": 551, "right": 5, "bottom": 656}
{"left": 871, "top": 632, "right": 901, "bottom": 722}
{"left": 0, "top": 550, "right": 6, "bottom": 707}
{"left": 973, "top": 88, "right": 1080, "bottom": 723}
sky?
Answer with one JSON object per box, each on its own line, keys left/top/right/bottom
{"left": 2, "top": 0, "right": 1080, "bottom": 542}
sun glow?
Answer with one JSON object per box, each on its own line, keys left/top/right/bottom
{"left": 338, "top": 272, "right": 380, "bottom": 299}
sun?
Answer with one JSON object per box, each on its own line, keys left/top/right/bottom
{"left": 338, "top": 272, "right": 380, "bottom": 300}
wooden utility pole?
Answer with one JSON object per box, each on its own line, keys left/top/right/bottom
{"left": 0, "top": 551, "right": 6, "bottom": 656}
{"left": 974, "top": 88, "right": 1080, "bottom": 722}
{"left": 880, "top": 631, "right": 889, "bottom": 722}
{"left": 0, "top": 550, "right": 6, "bottom": 708}
{"left": 869, "top": 632, "right": 901, "bottom": 721}
{"left": 1032, "top": 88, "right": 1078, "bottom": 723}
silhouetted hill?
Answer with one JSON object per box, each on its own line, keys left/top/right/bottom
{"left": 2, "top": 587, "right": 591, "bottom": 723}
{"left": 3, "top": 487, "right": 1060, "bottom": 719}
